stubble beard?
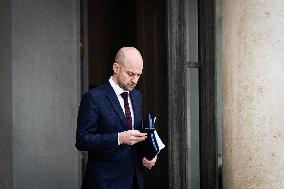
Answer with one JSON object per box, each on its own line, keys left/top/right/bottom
{"left": 117, "top": 79, "right": 135, "bottom": 91}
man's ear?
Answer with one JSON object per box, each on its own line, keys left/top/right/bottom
{"left": 113, "top": 63, "right": 120, "bottom": 74}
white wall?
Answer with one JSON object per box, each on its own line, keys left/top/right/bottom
{"left": 0, "top": 0, "right": 81, "bottom": 188}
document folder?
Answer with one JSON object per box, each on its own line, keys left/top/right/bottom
{"left": 141, "top": 114, "right": 165, "bottom": 160}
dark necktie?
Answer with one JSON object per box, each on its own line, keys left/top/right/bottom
{"left": 121, "top": 92, "right": 132, "bottom": 129}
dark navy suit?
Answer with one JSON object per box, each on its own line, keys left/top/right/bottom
{"left": 76, "top": 81, "right": 144, "bottom": 189}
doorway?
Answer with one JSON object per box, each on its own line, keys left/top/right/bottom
{"left": 80, "top": 0, "right": 219, "bottom": 188}
{"left": 80, "top": 0, "right": 168, "bottom": 188}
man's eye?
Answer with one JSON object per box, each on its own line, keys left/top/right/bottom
{"left": 128, "top": 72, "right": 134, "bottom": 76}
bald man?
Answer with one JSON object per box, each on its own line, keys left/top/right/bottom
{"left": 76, "top": 47, "right": 157, "bottom": 189}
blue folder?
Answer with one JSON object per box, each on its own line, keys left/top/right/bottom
{"left": 141, "top": 114, "right": 160, "bottom": 160}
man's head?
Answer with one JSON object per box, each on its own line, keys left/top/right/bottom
{"left": 112, "top": 47, "right": 143, "bottom": 91}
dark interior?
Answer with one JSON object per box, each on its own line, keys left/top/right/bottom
{"left": 86, "top": 0, "right": 168, "bottom": 188}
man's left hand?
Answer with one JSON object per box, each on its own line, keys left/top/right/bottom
{"left": 142, "top": 155, "right": 157, "bottom": 169}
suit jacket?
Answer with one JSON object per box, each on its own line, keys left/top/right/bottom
{"left": 75, "top": 81, "right": 144, "bottom": 189}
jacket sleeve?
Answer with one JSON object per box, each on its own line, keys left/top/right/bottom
{"left": 75, "top": 93, "right": 119, "bottom": 152}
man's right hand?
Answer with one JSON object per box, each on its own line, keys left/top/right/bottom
{"left": 119, "top": 130, "right": 147, "bottom": 145}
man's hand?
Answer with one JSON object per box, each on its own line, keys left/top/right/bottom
{"left": 142, "top": 155, "right": 157, "bottom": 169}
{"left": 119, "top": 130, "right": 147, "bottom": 145}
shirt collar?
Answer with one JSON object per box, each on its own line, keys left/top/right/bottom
{"left": 109, "top": 76, "right": 128, "bottom": 97}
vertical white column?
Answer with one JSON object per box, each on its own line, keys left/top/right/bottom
{"left": 11, "top": 0, "right": 80, "bottom": 188}
{"left": 222, "top": 0, "right": 284, "bottom": 188}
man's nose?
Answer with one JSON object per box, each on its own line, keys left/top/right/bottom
{"left": 132, "top": 76, "right": 139, "bottom": 84}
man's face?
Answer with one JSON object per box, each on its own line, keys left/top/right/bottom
{"left": 114, "top": 60, "right": 143, "bottom": 91}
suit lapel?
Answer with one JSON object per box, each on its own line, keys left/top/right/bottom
{"left": 104, "top": 82, "right": 129, "bottom": 130}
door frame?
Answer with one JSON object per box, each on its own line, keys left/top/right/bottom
{"left": 166, "top": 0, "right": 188, "bottom": 188}
{"left": 167, "top": 0, "right": 217, "bottom": 188}
{"left": 199, "top": 0, "right": 217, "bottom": 188}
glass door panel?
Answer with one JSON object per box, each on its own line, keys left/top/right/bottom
{"left": 187, "top": 0, "right": 200, "bottom": 188}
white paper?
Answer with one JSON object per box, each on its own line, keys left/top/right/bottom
{"left": 154, "top": 130, "right": 165, "bottom": 151}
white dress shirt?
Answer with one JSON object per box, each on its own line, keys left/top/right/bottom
{"left": 109, "top": 77, "right": 135, "bottom": 145}
{"left": 109, "top": 77, "right": 134, "bottom": 127}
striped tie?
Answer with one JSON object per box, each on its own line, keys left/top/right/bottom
{"left": 121, "top": 92, "right": 133, "bottom": 129}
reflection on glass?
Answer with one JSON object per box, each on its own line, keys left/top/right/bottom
{"left": 187, "top": 0, "right": 200, "bottom": 188}
{"left": 187, "top": 68, "right": 200, "bottom": 189}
